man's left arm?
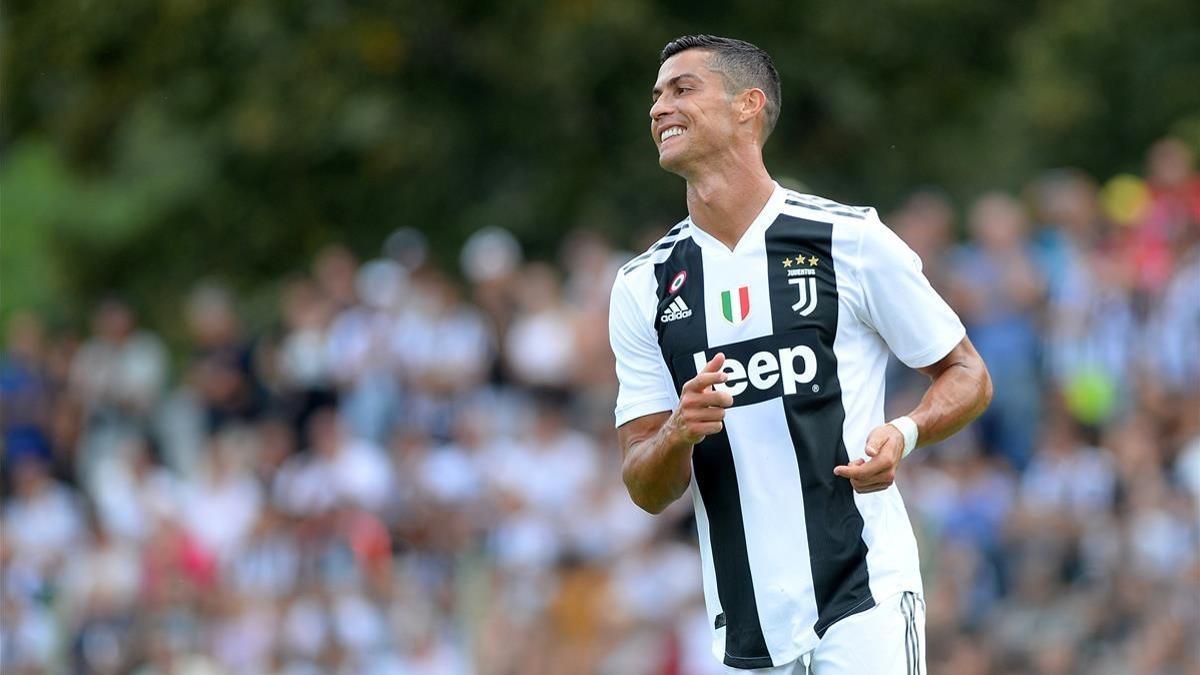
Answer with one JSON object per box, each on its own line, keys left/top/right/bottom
{"left": 834, "top": 336, "right": 992, "bottom": 493}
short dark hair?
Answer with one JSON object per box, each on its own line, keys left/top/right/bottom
{"left": 660, "top": 35, "right": 782, "bottom": 139}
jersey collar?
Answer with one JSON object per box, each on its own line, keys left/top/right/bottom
{"left": 685, "top": 181, "right": 786, "bottom": 256}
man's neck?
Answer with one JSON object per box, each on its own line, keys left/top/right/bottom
{"left": 684, "top": 154, "right": 775, "bottom": 250}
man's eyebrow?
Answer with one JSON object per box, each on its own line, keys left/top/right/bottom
{"left": 652, "top": 73, "right": 700, "bottom": 98}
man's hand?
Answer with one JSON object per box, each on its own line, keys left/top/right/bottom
{"left": 833, "top": 423, "right": 906, "bottom": 493}
{"left": 668, "top": 353, "right": 734, "bottom": 445}
{"left": 617, "top": 352, "right": 733, "bottom": 514}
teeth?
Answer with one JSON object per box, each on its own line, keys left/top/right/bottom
{"left": 660, "top": 127, "right": 684, "bottom": 142}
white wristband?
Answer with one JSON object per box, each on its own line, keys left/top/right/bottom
{"left": 888, "top": 416, "right": 919, "bottom": 458}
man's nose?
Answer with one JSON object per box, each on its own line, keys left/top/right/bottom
{"left": 650, "top": 95, "right": 672, "bottom": 121}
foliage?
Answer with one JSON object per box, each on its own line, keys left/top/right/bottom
{"left": 3, "top": 0, "right": 1198, "bottom": 325}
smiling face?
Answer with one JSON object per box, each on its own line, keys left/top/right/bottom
{"left": 650, "top": 49, "right": 742, "bottom": 176}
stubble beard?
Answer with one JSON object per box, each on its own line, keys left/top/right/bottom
{"left": 658, "top": 138, "right": 703, "bottom": 182}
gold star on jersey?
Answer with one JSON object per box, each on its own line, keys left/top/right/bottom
{"left": 781, "top": 252, "right": 820, "bottom": 274}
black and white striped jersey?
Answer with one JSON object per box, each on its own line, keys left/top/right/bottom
{"left": 609, "top": 182, "right": 965, "bottom": 669}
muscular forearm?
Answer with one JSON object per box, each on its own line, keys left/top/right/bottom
{"left": 909, "top": 355, "right": 993, "bottom": 447}
{"left": 622, "top": 418, "right": 694, "bottom": 514}
{"left": 618, "top": 354, "right": 731, "bottom": 514}
{"left": 835, "top": 339, "right": 991, "bottom": 494}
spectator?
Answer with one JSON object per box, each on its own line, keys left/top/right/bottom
{"left": 1, "top": 311, "right": 55, "bottom": 468}
{"left": 3, "top": 454, "right": 84, "bottom": 577}
{"left": 947, "top": 193, "right": 1045, "bottom": 469}
{"left": 273, "top": 407, "right": 393, "bottom": 517}
{"left": 69, "top": 297, "right": 167, "bottom": 432}
{"left": 274, "top": 276, "right": 340, "bottom": 436}
{"left": 891, "top": 187, "right": 957, "bottom": 291}
{"left": 184, "top": 283, "right": 265, "bottom": 432}
{"left": 391, "top": 269, "right": 493, "bottom": 438}
{"left": 312, "top": 244, "right": 361, "bottom": 313}
{"left": 61, "top": 512, "right": 141, "bottom": 674}
{"left": 178, "top": 428, "right": 264, "bottom": 563}
{"left": 326, "top": 259, "right": 407, "bottom": 444}
{"left": 1130, "top": 137, "right": 1200, "bottom": 295}
{"left": 504, "top": 263, "right": 579, "bottom": 393}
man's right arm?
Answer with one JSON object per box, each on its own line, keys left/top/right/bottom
{"left": 618, "top": 354, "right": 731, "bottom": 514}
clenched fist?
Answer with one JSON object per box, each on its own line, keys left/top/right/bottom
{"left": 668, "top": 353, "right": 735, "bottom": 446}
{"left": 833, "top": 423, "right": 906, "bottom": 493}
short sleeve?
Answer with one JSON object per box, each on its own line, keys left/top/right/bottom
{"left": 855, "top": 215, "right": 966, "bottom": 368}
{"left": 609, "top": 270, "right": 678, "bottom": 427}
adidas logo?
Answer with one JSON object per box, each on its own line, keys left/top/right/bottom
{"left": 660, "top": 297, "right": 692, "bottom": 323}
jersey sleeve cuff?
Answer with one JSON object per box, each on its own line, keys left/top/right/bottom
{"left": 896, "top": 325, "right": 966, "bottom": 369}
{"left": 614, "top": 397, "right": 677, "bottom": 428}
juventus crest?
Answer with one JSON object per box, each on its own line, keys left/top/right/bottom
{"left": 789, "top": 277, "right": 818, "bottom": 316}
{"left": 781, "top": 252, "right": 820, "bottom": 316}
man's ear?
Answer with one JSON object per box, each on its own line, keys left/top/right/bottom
{"left": 737, "top": 88, "right": 768, "bottom": 124}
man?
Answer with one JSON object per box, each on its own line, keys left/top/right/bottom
{"left": 608, "top": 35, "right": 992, "bottom": 674}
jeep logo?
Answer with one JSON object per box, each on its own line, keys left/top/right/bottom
{"left": 693, "top": 345, "right": 817, "bottom": 397}
{"left": 672, "top": 329, "right": 826, "bottom": 408}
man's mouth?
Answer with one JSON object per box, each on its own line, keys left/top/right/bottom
{"left": 660, "top": 126, "right": 686, "bottom": 144}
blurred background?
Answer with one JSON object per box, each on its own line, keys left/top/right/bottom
{"left": 2, "top": 1, "right": 1199, "bottom": 674}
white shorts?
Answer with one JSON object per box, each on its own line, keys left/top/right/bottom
{"left": 726, "top": 591, "right": 925, "bottom": 675}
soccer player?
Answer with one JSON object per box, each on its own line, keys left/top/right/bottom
{"left": 609, "top": 35, "right": 992, "bottom": 674}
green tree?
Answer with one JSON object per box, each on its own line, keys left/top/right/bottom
{"left": 3, "top": 0, "right": 1197, "bottom": 327}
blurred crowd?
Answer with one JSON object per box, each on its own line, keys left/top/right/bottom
{"left": 2, "top": 136, "right": 1198, "bottom": 675}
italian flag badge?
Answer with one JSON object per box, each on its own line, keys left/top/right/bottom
{"left": 720, "top": 286, "right": 751, "bottom": 324}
